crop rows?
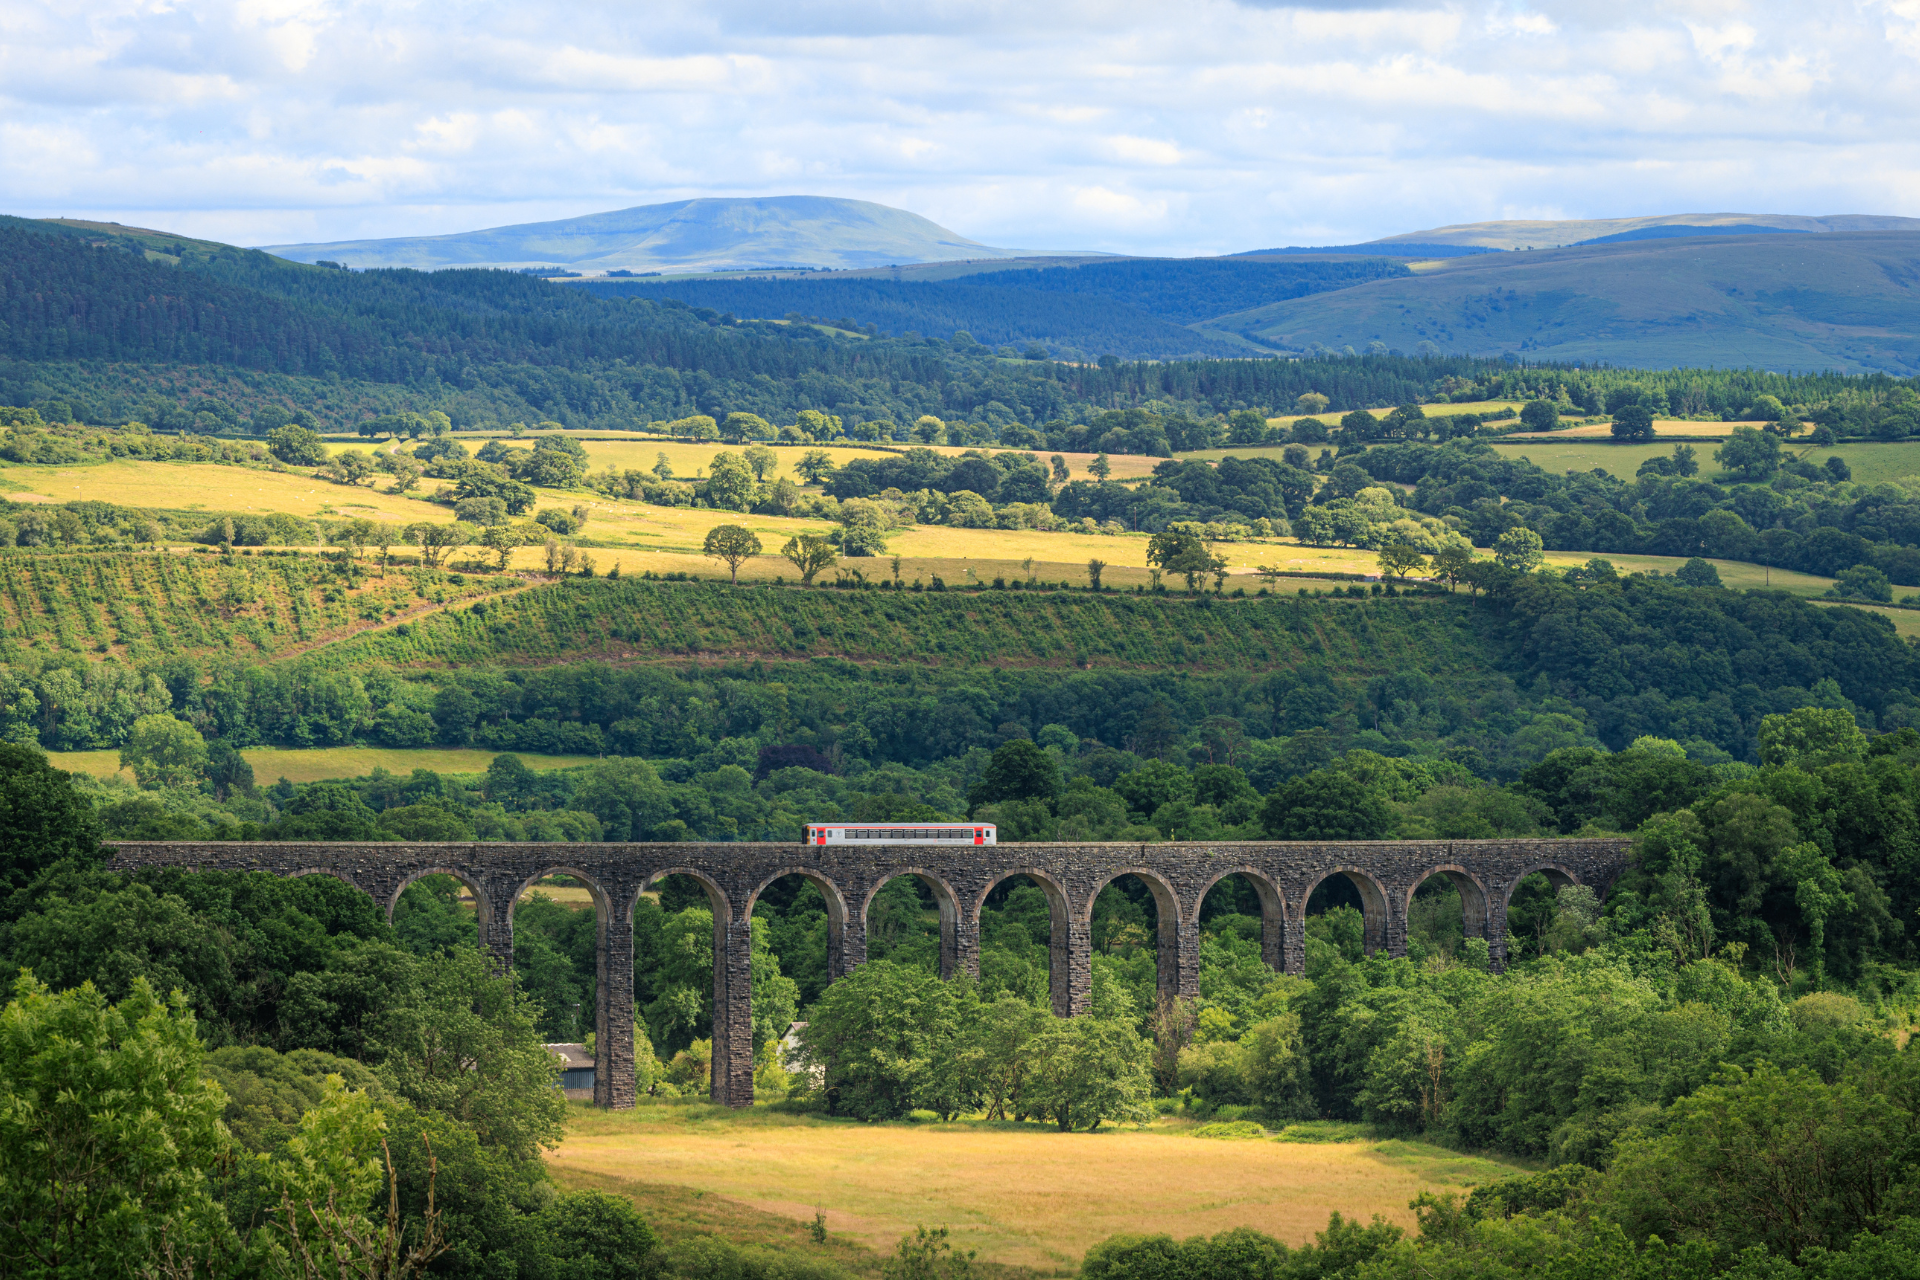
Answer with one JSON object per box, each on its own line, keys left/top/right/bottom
{"left": 0, "top": 552, "right": 439, "bottom": 663}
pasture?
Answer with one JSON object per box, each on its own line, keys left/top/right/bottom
{"left": 49, "top": 745, "right": 601, "bottom": 784}
{"left": 549, "top": 1104, "right": 1523, "bottom": 1272}
{"left": 1485, "top": 438, "right": 1920, "bottom": 484}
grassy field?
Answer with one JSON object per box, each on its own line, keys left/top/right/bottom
{"left": 50, "top": 745, "right": 601, "bottom": 784}
{"left": 1485, "top": 438, "right": 1920, "bottom": 484}
{"left": 550, "top": 1104, "right": 1524, "bottom": 1271}
{"left": 1811, "top": 600, "right": 1920, "bottom": 638}
{"left": 1259, "top": 401, "right": 1522, "bottom": 433}
{"left": 572, "top": 439, "right": 1162, "bottom": 485}
{"left": 1502, "top": 419, "right": 1772, "bottom": 440}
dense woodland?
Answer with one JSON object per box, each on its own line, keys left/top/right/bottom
{"left": 4, "top": 214, "right": 1915, "bottom": 446}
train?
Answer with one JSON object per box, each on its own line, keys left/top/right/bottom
{"left": 805, "top": 824, "right": 997, "bottom": 845}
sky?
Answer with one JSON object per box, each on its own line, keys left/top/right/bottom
{"left": 4, "top": 0, "right": 1919, "bottom": 256}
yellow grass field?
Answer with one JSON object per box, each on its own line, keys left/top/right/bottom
{"left": 572, "top": 439, "right": 1160, "bottom": 485}
{"left": 49, "top": 745, "right": 600, "bottom": 785}
{"left": 1261, "top": 401, "right": 1522, "bottom": 432}
{"left": 550, "top": 1106, "right": 1523, "bottom": 1271}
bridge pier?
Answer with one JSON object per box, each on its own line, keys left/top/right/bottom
{"left": 108, "top": 838, "right": 1630, "bottom": 1111}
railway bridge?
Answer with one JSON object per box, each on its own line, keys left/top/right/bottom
{"left": 108, "top": 837, "right": 1630, "bottom": 1109}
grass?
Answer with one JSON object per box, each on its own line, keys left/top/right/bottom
{"left": 1501, "top": 419, "right": 1772, "bottom": 440}
{"left": 49, "top": 745, "right": 601, "bottom": 784}
{"left": 1485, "top": 438, "right": 1920, "bottom": 484}
{"left": 573, "top": 439, "right": 1162, "bottom": 485}
{"left": 549, "top": 1102, "right": 1525, "bottom": 1271}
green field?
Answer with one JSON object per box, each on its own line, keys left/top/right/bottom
{"left": 1485, "top": 438, "right": 1920, "bottom": 484}
{"left": 51, "top": 745, "right": 603, "bottom": 784}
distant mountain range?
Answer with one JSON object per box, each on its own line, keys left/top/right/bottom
{"left": 1365, "top": 212, "right": 1920, "bottom": 251}
{"left": 259, "top": 196, "right": 1088, "bottom": 274}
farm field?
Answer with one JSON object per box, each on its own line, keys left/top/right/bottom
{"left": 1259, "top": 400, "right": 1523, "bottom": 433}
{"left": 1812, "top": 600, "right": 1920, "bottom": 638}
{"left": 1501, "top": 418, "right": 1772, "bottom": 440}
{"left": 50, "top": 744, "right": 602, "bottom": 784}
{"left": 571, "top": 438, "right": 1161, "bottom": 485}
{"left": 1484, "top": 438, "right": 1920, "bottom": 484}
{"left": 549, "top": 1105, "right": 1523, "bottom": 1271}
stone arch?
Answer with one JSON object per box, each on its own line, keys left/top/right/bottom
{"left": 385, "top": 865, "right": 493, "bottom": 930}
{"left": 1193, "top": 866, "right": 1288, "bottom": 973}
{"left": 1083, "top": 866, "right": 1184, "bottom": 1004}
{"left": 636, "top": 866, "right": 740, "bottom": 1105}
{"left": 860, "top": 867, "right": 964, "bottom": 980}
{"left": 386, "top": 865, "right": 508, "bottom": 968}
{"left": 636, "top": 866, "right": 733, "bottom": 921}
{"left": 745, "top": 866, "right": 855, "bottom": 981}
{"left": 975, "top": 868, "right": 1076, "bottom": 1018}
{"left": 506, "top": 865, "right": 616, "bottom": 1070}
{"left": 288, "top": 866, "right": 367, "bottom": 894}
{"left": 1299, "top": 866, "right": 1392, "bottom": 956}
{"left": 1402, "top": 864, "right": 1492, "bottom": 951}
{"left": 1502, "top": 862, "right": 1585, "bottom": 905}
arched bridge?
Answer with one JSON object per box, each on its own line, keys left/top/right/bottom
{"left": 108, "top": 838, "right": 1630, "bottom": 1110}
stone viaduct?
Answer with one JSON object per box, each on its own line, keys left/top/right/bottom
{"left": 108, "top": 838, "right": 1630, "bottom": 1110}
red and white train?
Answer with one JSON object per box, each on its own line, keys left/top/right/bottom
{"left": 806, "top": 824, "right": 996, "bottom": 845}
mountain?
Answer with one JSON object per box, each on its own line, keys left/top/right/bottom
{"left": 1194, "top": 230, "right": 1920, "bottom": 374}
{"left": 259, "top": 196, "right": 1056, "bottom": 273}
{"left": 1365, "top": 212, "right": 1920, "bottom": 252}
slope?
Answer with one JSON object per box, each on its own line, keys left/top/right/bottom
{"left": 1197, "top": 231, "right": 1920, "bottom": 374}
{"left": 1367, "top": 211, "right": 1920, "bottom": 251}
{"left": 260, "top": 196, "right": 1047, "bottom": 273}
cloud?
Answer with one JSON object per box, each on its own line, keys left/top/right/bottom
{"left": 1, "top": 0, "right": 1917, "bottom": 255}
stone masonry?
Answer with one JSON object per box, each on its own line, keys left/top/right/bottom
{"left": 108, "top": 838, "right": 1630, "bottom": 1110}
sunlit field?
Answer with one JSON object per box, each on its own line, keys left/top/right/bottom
{"left": 1502, "top": 418, "right": 1773, "bottom": 439}
{"left": 550, "top": 1105, "right": 1524, "bottom": 1272}
{"left": 1485, "top": 438, "right": 1920, "bottom": 484}
{"left": 49, "top": 745, "right": 602, "bottom": 785}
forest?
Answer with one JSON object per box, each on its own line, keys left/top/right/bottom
{"left": 4, "top": 212, "right": 1915, "bottom": 445}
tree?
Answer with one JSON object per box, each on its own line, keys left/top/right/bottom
{"left": 1715, "top": 425, "right": 1782, "bottom": 481}
{"left": 388, "top": 456, "right": 424, "bottom": 493}
{"left": 1519, "top": 399, "right": 1560, "bottom": 432}
{"left": 742, "top": 444, "right": 778, "bottom": 481}
{"left": 1493, "top": 527, "right": 1545, "bottom": 573}
{"left": 1429, "top": 544, "right": 1474, "bottom": 591}
{"left": 0, "top": 975, "right": 231, "bottom": 1279}
{"left": 726, "top": 413, "right": 773, "bottom": 443}
{"left": 1376, "top": 544, "right": 1427, "bottom": 581}
{"left": 797, "top": 961, "right": 963, "bottom": 1120}
{"left": 912, "top": 415, "right": 945, "bottom": 444}
{"left": 0, "top": 744, "right": 105, "bottom": 894}
{"left": 796, "top": 450, "right": 838, "bottom": 484}
{"left": 1295, "top": 392, "right": 1330, "bottom": 415}
{"left": 968, "top": 739, "right": 1063, "bottom": 811}
{"left": 781, "top": 534, "right": 837, "bottom": 585}
{"left": 373, "top": 945, "right": 568, "bottom": 1162}
{"left": 1611, "top": 404, "right": 1656, "bottom": 442}
{"left": 1831, "top": 564, "right": 1892, "bottom": 601}
{"left": 1147, "top": 527, "right": 1225, "bottom": 592}
{"left": 265, "top": 424, "right": 326, "bottom": 465}
{"left": 1087, "top": 558, "right": 1107, "bottom": 590}
{"left": 120, "top": 713, "right": 209, "bottom": 789}
{"left": 1675, "top": 557, "right": 1723, "bottom": 588}
{"left": 1759, "top": 707, "right": 1867, "bottom": 768}
{"left": 1261, "top": 768, "right": 1393, "bottom": 840}
{"left": 478, "top": 523, "right": 534, "bottom": 569}
{"left": 1089, "top": 453, "right": 1112, "bottom": 480}
{"left": 702, "top": 524, "right": 762, "bottom": 584}
{"left": 405, "top": 521, "right": 475, "bottom": 569}
{"left": 705, "top": 451, "right": 758, "bottom": 511}
{"left": 1023, "top": 1017, "right": 1153, "bottom": 1131}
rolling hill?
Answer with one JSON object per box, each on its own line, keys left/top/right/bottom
{"left": 1196, "top": 231, "right": 1920, "bottom": 374}
{"left": 1367, "top": 211, "right": 1920, "bottom": 251}
{"left": 259, "top": 196, "right": 1064, "bottom": 273}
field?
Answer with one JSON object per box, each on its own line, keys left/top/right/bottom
{"left": 1257, "top": 401, "right": 1522, "bottom": 434}
{"left": 49, "top": 744, "right": 602, "bottom": 784}
{"left": 567, "top": 437, "right": 1162, "bottom": 484}
{"left": 550, "top": 1105, "right": 1524, "bottom": 1271}
{"left": 1501, "top": 418, "right": 1772, "bottom": 440}
{"left": 1485, "top": 438, "right": 1920, "bottom": 483}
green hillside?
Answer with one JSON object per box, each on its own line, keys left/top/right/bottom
{"left": 1197, "top": 231, "right": 1920, "bottom": 374}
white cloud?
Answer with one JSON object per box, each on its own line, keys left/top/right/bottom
{"left": 0, "top": 0, "right": 1916, "bottom": 255}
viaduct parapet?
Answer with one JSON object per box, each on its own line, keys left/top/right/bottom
{"left": 108, "top": 838, "right": 1630, "bottom": 1110}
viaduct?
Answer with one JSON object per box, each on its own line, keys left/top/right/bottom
{"left": 108, "top": 838, "right": 1631, "bottom": 1110}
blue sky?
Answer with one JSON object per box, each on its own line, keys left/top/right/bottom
{"left": 5, "top": 0, "right": 1917, "bottom": 255}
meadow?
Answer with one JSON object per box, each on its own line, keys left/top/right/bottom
{"left": 1483, "top": 437, "right": 1920, "bottom": 483}
{"left": 549, "top": 1104, "right": 1523, "bottom": 1271}
{"left": 48, "top": 744, "right": 602, "bottom": 784}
